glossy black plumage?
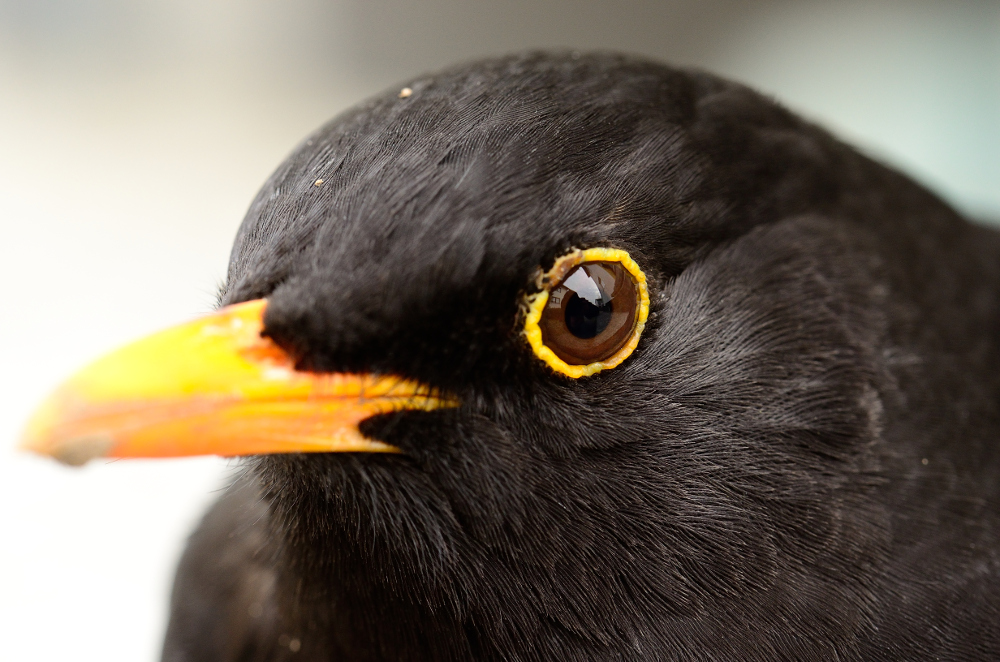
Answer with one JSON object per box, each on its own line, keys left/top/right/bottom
{"left": 161, "top": 52, "right": 1000, "bottom": 661}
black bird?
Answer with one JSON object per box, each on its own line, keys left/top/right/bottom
{"left": 22, "top": 53, "right": 1000, "bottom": 661}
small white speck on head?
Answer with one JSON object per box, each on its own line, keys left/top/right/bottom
{"left": 399, "top": 87, "right": 412, "bottom": 98}
{"left": 289, "top": 638, "right": 301, "bottom": 652}
{"left": 314, "top": 178, "right": 324, "bottom": 186}
{"left": 922, "top": 458, "right": 929, "bottom": 465}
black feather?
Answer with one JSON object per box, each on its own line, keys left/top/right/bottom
{"left": 163, "top": 52, "right": 1000, "bottom": 661}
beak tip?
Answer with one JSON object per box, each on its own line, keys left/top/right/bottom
{"left": 20, "top": 432, "right": 115, "bottom": 467}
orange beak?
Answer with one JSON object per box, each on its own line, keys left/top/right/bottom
{"left": 19, "top": 299, "right": 456, "bottom": 466}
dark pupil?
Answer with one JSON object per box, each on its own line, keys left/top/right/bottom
{"left": 565, "top": 291, "right": 613, "bottom": 339}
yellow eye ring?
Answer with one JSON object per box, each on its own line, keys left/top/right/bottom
{"left": 523, "top": 247, "right": 650, "bottom": 378}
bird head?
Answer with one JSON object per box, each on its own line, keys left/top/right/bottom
{"left": 22, "top": 53, "right": 897, "bottom": 658}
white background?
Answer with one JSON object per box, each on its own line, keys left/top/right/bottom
{"left": 1, "top": 1, "right": 998, "bottom": 659}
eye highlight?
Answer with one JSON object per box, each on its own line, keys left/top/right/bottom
{"left": 523, "top": 248, "right": 649, "bottom": 378}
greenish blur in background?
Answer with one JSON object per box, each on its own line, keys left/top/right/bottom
{"left": 1, "top": 2, "right": 997, "bottom": 660}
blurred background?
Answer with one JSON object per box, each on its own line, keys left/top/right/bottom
{"left": 1, "top": 1, "right": 997, "bottom": 659}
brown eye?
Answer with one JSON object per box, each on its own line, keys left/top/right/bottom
{"left": 523, "top": 248, "right": 650, "bottom": 378}
{"left": 539, "top": 262, "right": 638, "bottom": 364}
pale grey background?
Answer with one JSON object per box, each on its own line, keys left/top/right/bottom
{"left": 1, "top": 1, "right": 998, "bottom": 660}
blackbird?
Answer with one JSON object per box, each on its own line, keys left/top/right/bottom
{"left": 22, "top": 52, "right": 1000, "bottom": 661}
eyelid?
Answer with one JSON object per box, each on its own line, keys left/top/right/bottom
{"left": 523, "top": 247, "right": 650, "bottom": 378}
